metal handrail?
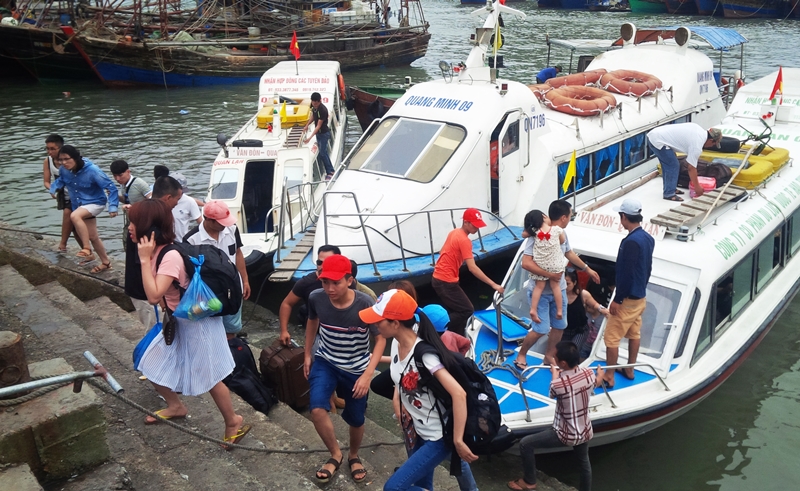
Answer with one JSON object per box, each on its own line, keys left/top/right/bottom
{"left": 0, "top": 351, "right": 123, "bottom": 399}
{"left": 271, "top": 178, "right": 326, "bottom": 264}
{"left": 318, "top": 200, "right": 521, "bottom": 278}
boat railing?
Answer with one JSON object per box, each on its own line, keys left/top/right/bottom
{"left": 320, "top": 193, "right": 520, "bottom": 277}
{"left": 273, "top": 178, "right": 325, "bottom": 264}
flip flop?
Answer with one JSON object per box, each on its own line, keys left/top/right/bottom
{"left": 144, "top": 409, "right": 187, "bottom": 425}
{"left": 222, "top": 424, "right": 251, "bottom": 451}
{"left": 507, "top": 478, "right": 537, "bottom": 490}
{"left": 675, "top": 189, "right": 685, "bottom": 195}
{"left": 315, "top": 456, "right": 342, "bottom": 483}
{"left": 90, "top": 262, "right": 112, "bottom": 274}
{"left": 349, "top": 457, "right": 367, "bottom": 483}
{"left": 513, "top": 360, "right": 528, "bottom": 372}
{"left": 664, "top": 195, "right": 684, "bottom": 202}
{"left": 57, "top": 247, "right": 68, "bottom": 254}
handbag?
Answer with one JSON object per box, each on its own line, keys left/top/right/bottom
{"left": 133, "top": 306, "right": 161, "bottom": 370}
{"left": 56, "top": 188, "right": 67, "bottom": 210}
{"left": 162, "top": 302, "right": 178, "bottom": 346}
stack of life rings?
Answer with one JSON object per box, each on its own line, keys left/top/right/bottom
{"left": 527, "top": 68, "right": 663, "bottom": 117}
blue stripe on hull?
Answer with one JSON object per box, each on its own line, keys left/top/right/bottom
{"left": 722, "top": 2, "right": 781, "bottom": 16}
{"left": 95, "top": 62, "right": 261, "bottom": 87}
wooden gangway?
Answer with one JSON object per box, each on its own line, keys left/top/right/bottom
{"left": 284, "top": 126, "right": 305, "bottom": 148}
{"left": 268, "top": 228, "right": 316, "bottom": 282}
{"left": 650, "top": 185, "right": 747, "bottom": 229}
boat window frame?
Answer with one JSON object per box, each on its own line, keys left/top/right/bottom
{"left": 789, "top": 208, "right": 800, "bottom": 256}
{"left": 673, "top": 288, "right": 700, "bottom": 359}
{"left": 209, "top": 167, "right": 240, "bottom": 201}
{"left": 345, "top": 116, "right": 467, "bottom": 183}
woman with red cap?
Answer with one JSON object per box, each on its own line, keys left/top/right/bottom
{"left": 359, "top": 289, "right": 478, "bottom": 491}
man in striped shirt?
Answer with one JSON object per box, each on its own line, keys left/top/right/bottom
{"left": 304, "top": 254, "right": 384, "bottom": 483}
{"left": 507, "top": 342, "right": 604, "bottom": 491}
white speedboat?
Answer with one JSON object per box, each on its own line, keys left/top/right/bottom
{"left": 291, "top": 4, "right": 743, "bottom": 287}
{"left": 467, "top": 68, "right": 800, "bottom": 447}
{"left": 207, "top": 61, "right": 347, "bottom": 276}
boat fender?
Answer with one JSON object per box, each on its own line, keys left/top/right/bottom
{"left": 338, "top": 74, "right": 347, "bottom": 101}
{"left": 344, "top": 86, "right": 355, "bottom": 111}
{"left": 367, "top": 98, "right": 385, "bottom": 121}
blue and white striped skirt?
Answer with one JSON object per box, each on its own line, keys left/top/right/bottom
{"left": 139, "top": 315, "right": 234, "bottom": 396}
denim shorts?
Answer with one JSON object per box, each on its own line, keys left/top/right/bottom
{"left": 308, "top": 356, "right": 368, "bottom": 427}
{"left": 527, "top": 287, "right": 568, "bottom": 334}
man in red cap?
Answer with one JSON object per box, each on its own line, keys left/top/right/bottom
{"left": 184, "top": 200, "right": 250, "bottom": 338}
{"left": 432, "top": 208, "right": 504, "bottom": 335}
{"left": 303, "top": 254, "right": 383, "bottom": 484}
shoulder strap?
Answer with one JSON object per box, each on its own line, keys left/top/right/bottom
{"left": 125, "top": 176, "right": 138, "bottom": 194}
{"left": 155, "top": 244, "right": 184, "bottom": 296}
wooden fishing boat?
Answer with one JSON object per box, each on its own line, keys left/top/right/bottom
{"left": 348, "top": 85, "right": 406, "bottom": 131}
{"left": 694, "top": 0, "right": 724, "bottom": 15}
{"left": 664, "top": 0, "right": 699, "bottom": 14}
{"left": 721, "top": 0, "right": 787, "bottom": 17}
{"left": 0, "top": 22, "right": 98, "bottom": 81}
{"left": 628, "top": 0, "right": 668, "bottom": 13}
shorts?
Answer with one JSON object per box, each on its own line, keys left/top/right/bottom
{"left": 79, "top": 203, "right": 106, "bottom": 217}
{"left": 603, "top": 297, "right": 646, "bottom": 348}
{"left": 308, "top": 356, "right": 368, "bottom": 427}
{"left": 527, "top": 287, "right": 568, "bottom": 334}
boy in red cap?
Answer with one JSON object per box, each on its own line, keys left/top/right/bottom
{"left": 304, "top": 254, "right": 384, "bottom": 484}
{"left": 432, "top": 208, "right": 504, "bottom": 335}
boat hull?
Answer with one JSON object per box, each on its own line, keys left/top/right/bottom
{"left": 721, "top": 0, "right": 784, "bottom": 17}
{"left": 0, "top": 24, "right": 97, "bottom": 81}
{"left": 694, "top": 0, "right": 724, "bottom": 14}
{"left": 664, "top": 0, "right": 699, "bottom": 13}
{"left": 349, "top": 86, "right": 404, "bottom": 132}
{"left": 628, "top": 0, "right": 668, "bottom": 12}
{"left": 538, "top": 0, "right": 590, "bottom": 8}
{"left": 79, "top": 32, "right": 431, "bottom": 88}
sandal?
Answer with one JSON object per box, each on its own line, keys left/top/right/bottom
{"left": 91, "top": 262, "right": 112, "bottom": 274}
{"left": 349, "top": 457, "right": 367, "bottom": 483}
{"left": 316, "top": 456, "right": 342, "bottom": 483}
{"left": 675, "top": 189, "right": 685, "bottom": 195}
{"left": 222, "top": 424, "right": 251, "bottom": 451}
{"left": 76, "top": 248, "right": 93, "bottom": 258}
{"left": 507, "top": 478, "right": 537, "bottom": 490}
{"left": 664, "top": 195, "right": 684, "bottom": 202}
{"left": 512, "top": 360, "right": 527, "bottom": 372}
{"left": 144, "top": 409, "right": 187, "bottom": 425}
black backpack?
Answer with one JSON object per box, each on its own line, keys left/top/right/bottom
{"left": 413, "top": 342, "right": 505, "bottom": 474}
{"left": 156, "top": 242, "right": 243, "bottom": 317}
{"left": 224, "top": 337, "right": 278, "bottom": 415}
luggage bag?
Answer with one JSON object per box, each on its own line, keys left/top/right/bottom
{"left": 259, "top": 339, "right": 310, "bottom": 408}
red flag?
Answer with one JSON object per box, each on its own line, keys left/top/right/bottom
{"left": 290, "top": 31, "right": 300, "bottom": 60}
{"left": 769, "top": 66, "right": 783, "bottom": 104}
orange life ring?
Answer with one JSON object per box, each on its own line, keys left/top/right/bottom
{"left": 527, "top": 83, "right": 552, "bottom": 101}
{"left": 546, "top": 69, "right": 607, "bottom": 88}
{"left": 543, "top": 86, "right": 617, "bottom": 116}
{"left": 337, "top": 74, "right": 346, "bottom": 101}
{"left": 600, "top": 69, "right": 662, "bottom": 97}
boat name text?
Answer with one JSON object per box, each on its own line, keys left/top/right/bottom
{"left": 230, "top": 149, "right": 279, "bottom": 158}
{"left": 213, "top": 159, "right": 247, "bottom": 166}
{"left": 714, "top": 176, "right": 800, "bottom": 260}
{"left": 576, "top": 211, "right": 666, "bottom": 240}
{"left": 404, "top": 96, "right": 474, "bottom": 111}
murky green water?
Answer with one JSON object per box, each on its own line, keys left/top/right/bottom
{"left": 1, "top": 2, "right": 799, "bottom": 489}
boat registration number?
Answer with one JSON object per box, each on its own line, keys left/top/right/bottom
{"left": 524, "top": 114, "right": 546, "bottom": 132}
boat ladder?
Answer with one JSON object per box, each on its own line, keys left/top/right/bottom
{"left": 284, "top": 126, "right": 305, "bottom": 148}
{"left": 269, "top": 228, "right": 316, "bottom": 282}
{"left": 649, "top": 184, "right": 747, "bottom": 230}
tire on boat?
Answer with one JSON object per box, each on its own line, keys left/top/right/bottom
{"left": 542, "top": 86, "right": 618, "bottom": 116}
{"left": 600, "top": 69, "right": 662, "bottom": 97}
{"left": 546, "top": 69, "right": 607, "bottom": 88}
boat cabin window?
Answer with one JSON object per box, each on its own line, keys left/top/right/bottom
{"left": 558, "top": 154, "right": 591, "bottom": 197}
{"left": 638, "top": 283, "right": 681, "bottom": 360}
{"left": 790, "top": 208, "right": 800, "bottom": 255}
{"left": 502, "top": 121, "right": 519, "bottom": 157}
{"left": 623, "top": 134, "right": 649, "bottom": 169}
{"left": 347, "top": 117, "right": 465, "bottom": 183}
{"left": 242, "top": 160, "right": 275, "bottom": 234}
{"left": 210, "top": 168, "right": 239, "bottom": 200}
{"left": 593, "top": 145, "right": 619, "bottom": 183}
{"left": 756, "top": 229, "right": 782, "bottom": 292}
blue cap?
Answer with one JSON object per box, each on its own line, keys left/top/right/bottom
{"left": 422, "top": 304, "right": 450, "bottom": 333}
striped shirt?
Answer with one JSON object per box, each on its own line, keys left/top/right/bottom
{"left": 550, "top": 366, "right": 596, "bottom": 446}
{"left": 308, "top": 289, "right": 376, "bottom": 374}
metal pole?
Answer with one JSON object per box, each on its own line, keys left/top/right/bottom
{"left": 83, "top": 351, "right": 123, "bottom": 393}
{"left": 477, "top": 226, "right": 486, "bottom": 252}
{"left": 427, "top": 211, "right": 436, "bottom": 267}
{"left": 395, "top": 215, "right": 409, "bottom": 272}
{"left": 492, "top": 293, "right": 505, "bottom": 366}
{"left": 0, "top": 371, "right": 96, "bottom": 399}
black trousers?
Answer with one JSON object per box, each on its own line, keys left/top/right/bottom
{"left": 431, "top": 277, "right": 474, "bottom": 336}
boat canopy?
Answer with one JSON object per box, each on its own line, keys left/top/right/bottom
{"left": 611, "top": 26, "right": 747, "bottom": 51}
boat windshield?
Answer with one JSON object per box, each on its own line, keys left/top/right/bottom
{"left": 498, "top": 247, "right": 682, "bottom": 360}
{"left": 210, "top": 168, "right": 238, "bottom": 200}
{"left": 347, "top": 117, "right": 465, "bottom": 182}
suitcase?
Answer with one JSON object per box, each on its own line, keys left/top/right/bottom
{"left": 259, "top": 339, "right": 310, "bottom": 408}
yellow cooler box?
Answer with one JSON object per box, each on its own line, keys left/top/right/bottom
{"left": 256, "top": 99, "right": 311, "bottom": 129}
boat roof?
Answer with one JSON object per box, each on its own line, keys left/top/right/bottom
{"left": 610, "top": 26, "right": 747, "bottom": 51}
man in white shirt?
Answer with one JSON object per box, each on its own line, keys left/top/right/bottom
{"left": 647, "top": 123, "right": 723, "bottom": 202}
{"left": 172, "top": 193, "right": 202, "bottom": 242}
{"left": 184, "top": 200, "right": 250, "bottom": 337}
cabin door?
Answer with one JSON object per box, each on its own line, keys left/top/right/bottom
{"left": 497, "top": 111, "right": 523, "bottom": 219}
{"left": 274, "top": 152, "right": 312, "bottom": 235}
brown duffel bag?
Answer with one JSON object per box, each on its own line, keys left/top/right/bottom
{"left": 677, "top": 157, "right": 733, "bottom": 189}
{"left": 259, "top": 339, "right": 310, "bottom": 408}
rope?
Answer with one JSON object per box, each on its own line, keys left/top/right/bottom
{"left": 0, "top": 375, "right": 71, "bottom": 407}
{"left": 84, "top": 378, "right": 404, "bottom": 453}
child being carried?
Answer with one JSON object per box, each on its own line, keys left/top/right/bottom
{"left": 525, "top": 210, "right": 566, "bottom": 323}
